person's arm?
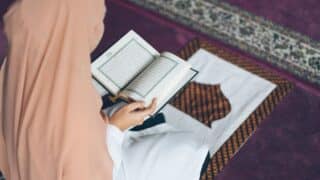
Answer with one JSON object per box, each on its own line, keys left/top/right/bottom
{"left": 107, "top": 98, "right": 157, "bottom": 131}
{"left": 100, "top": 99, "right": 157, "bottom": 179}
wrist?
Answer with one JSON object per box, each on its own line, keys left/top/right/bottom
{"left": 109, "top": 120, "right": 126, "bottom": 132}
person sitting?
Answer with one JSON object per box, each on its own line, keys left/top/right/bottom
{"left": 0, "top": 0, "right": 209, "bottom": 179}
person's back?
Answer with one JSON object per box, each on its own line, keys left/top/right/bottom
{"left": 0, "top": 0, "right": 113, "bottom": 179}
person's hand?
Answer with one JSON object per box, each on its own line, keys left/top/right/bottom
{"left": 109, "top": 98, "right": 157, "bottom": 131}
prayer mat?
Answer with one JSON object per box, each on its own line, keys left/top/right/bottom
{"left": 169, "top": 38, "right": 294, "bottom": 179}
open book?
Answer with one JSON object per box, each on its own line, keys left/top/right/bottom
{"left": 91, "top": 30, "right": 198, "bottom": 115}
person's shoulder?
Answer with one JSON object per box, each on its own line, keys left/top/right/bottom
{"left": 19, "top": 0, "right": 92, "bottom": 33}
{"left": 4, "top": 0, "right": 78, "bottom": 45}
{"left": 19, "top": 0, "right": 66, "bottom": 26}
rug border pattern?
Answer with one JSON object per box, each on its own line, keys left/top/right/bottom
{"left": 127, "top": 0, "right": 320, "bottom": 86}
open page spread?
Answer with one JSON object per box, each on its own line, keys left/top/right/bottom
{"left": 120, "top": 52, "right": 192, "bottom": 108}
{"left": 91, "top": 30, "right": 159, "bottom": 94}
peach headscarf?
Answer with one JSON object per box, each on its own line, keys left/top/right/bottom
{"left": 0, "top": 0, "right": 113, "bottom": 179}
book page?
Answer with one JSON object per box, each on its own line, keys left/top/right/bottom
{"left": 91, "top": 30, "right": 159, "bottom": 94}
{"left": 97, "top": 40, "right": 154, "bottom": 89}
{"left": 120, "top": 53, "right": 192, "bottom": 107}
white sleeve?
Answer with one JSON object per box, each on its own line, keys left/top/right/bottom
{"left": 106, "top": 124, "right": 125, "bottom": 179}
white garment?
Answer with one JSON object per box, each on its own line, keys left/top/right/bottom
{"left": 106, "top": 122, "right": 209, "bottom": 180}
{"left": 106, "top": 125, "right": 125, "bottom": 180}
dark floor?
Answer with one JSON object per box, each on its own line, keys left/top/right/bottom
{"left": 225, "top": 0, "right": 320, "bottom": 41}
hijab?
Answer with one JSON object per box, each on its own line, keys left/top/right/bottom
{"left": 1, "top": 0, "right": 113, "bottom": 179}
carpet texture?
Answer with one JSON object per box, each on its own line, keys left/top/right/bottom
{"left": 127, "top": 0, "right": 320, "bottom": 86}
{"left": 225, "top": 0, "right": 320, "bottom": 41}
{"left": 171, "top": 82, "right": 232, "bottom": 127}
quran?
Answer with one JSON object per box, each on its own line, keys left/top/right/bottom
{"left": 91, "top": 30, "right": 198, "bottom": 115}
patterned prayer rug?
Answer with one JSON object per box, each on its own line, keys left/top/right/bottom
{"left": 171, "top": 82, "right": 232, "bottom": 127}
{"left": 171, "top": 39, "right": 293, "bottom": 179}
{"left": 127, "top": 0, "right": 320, "bottom": 86}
